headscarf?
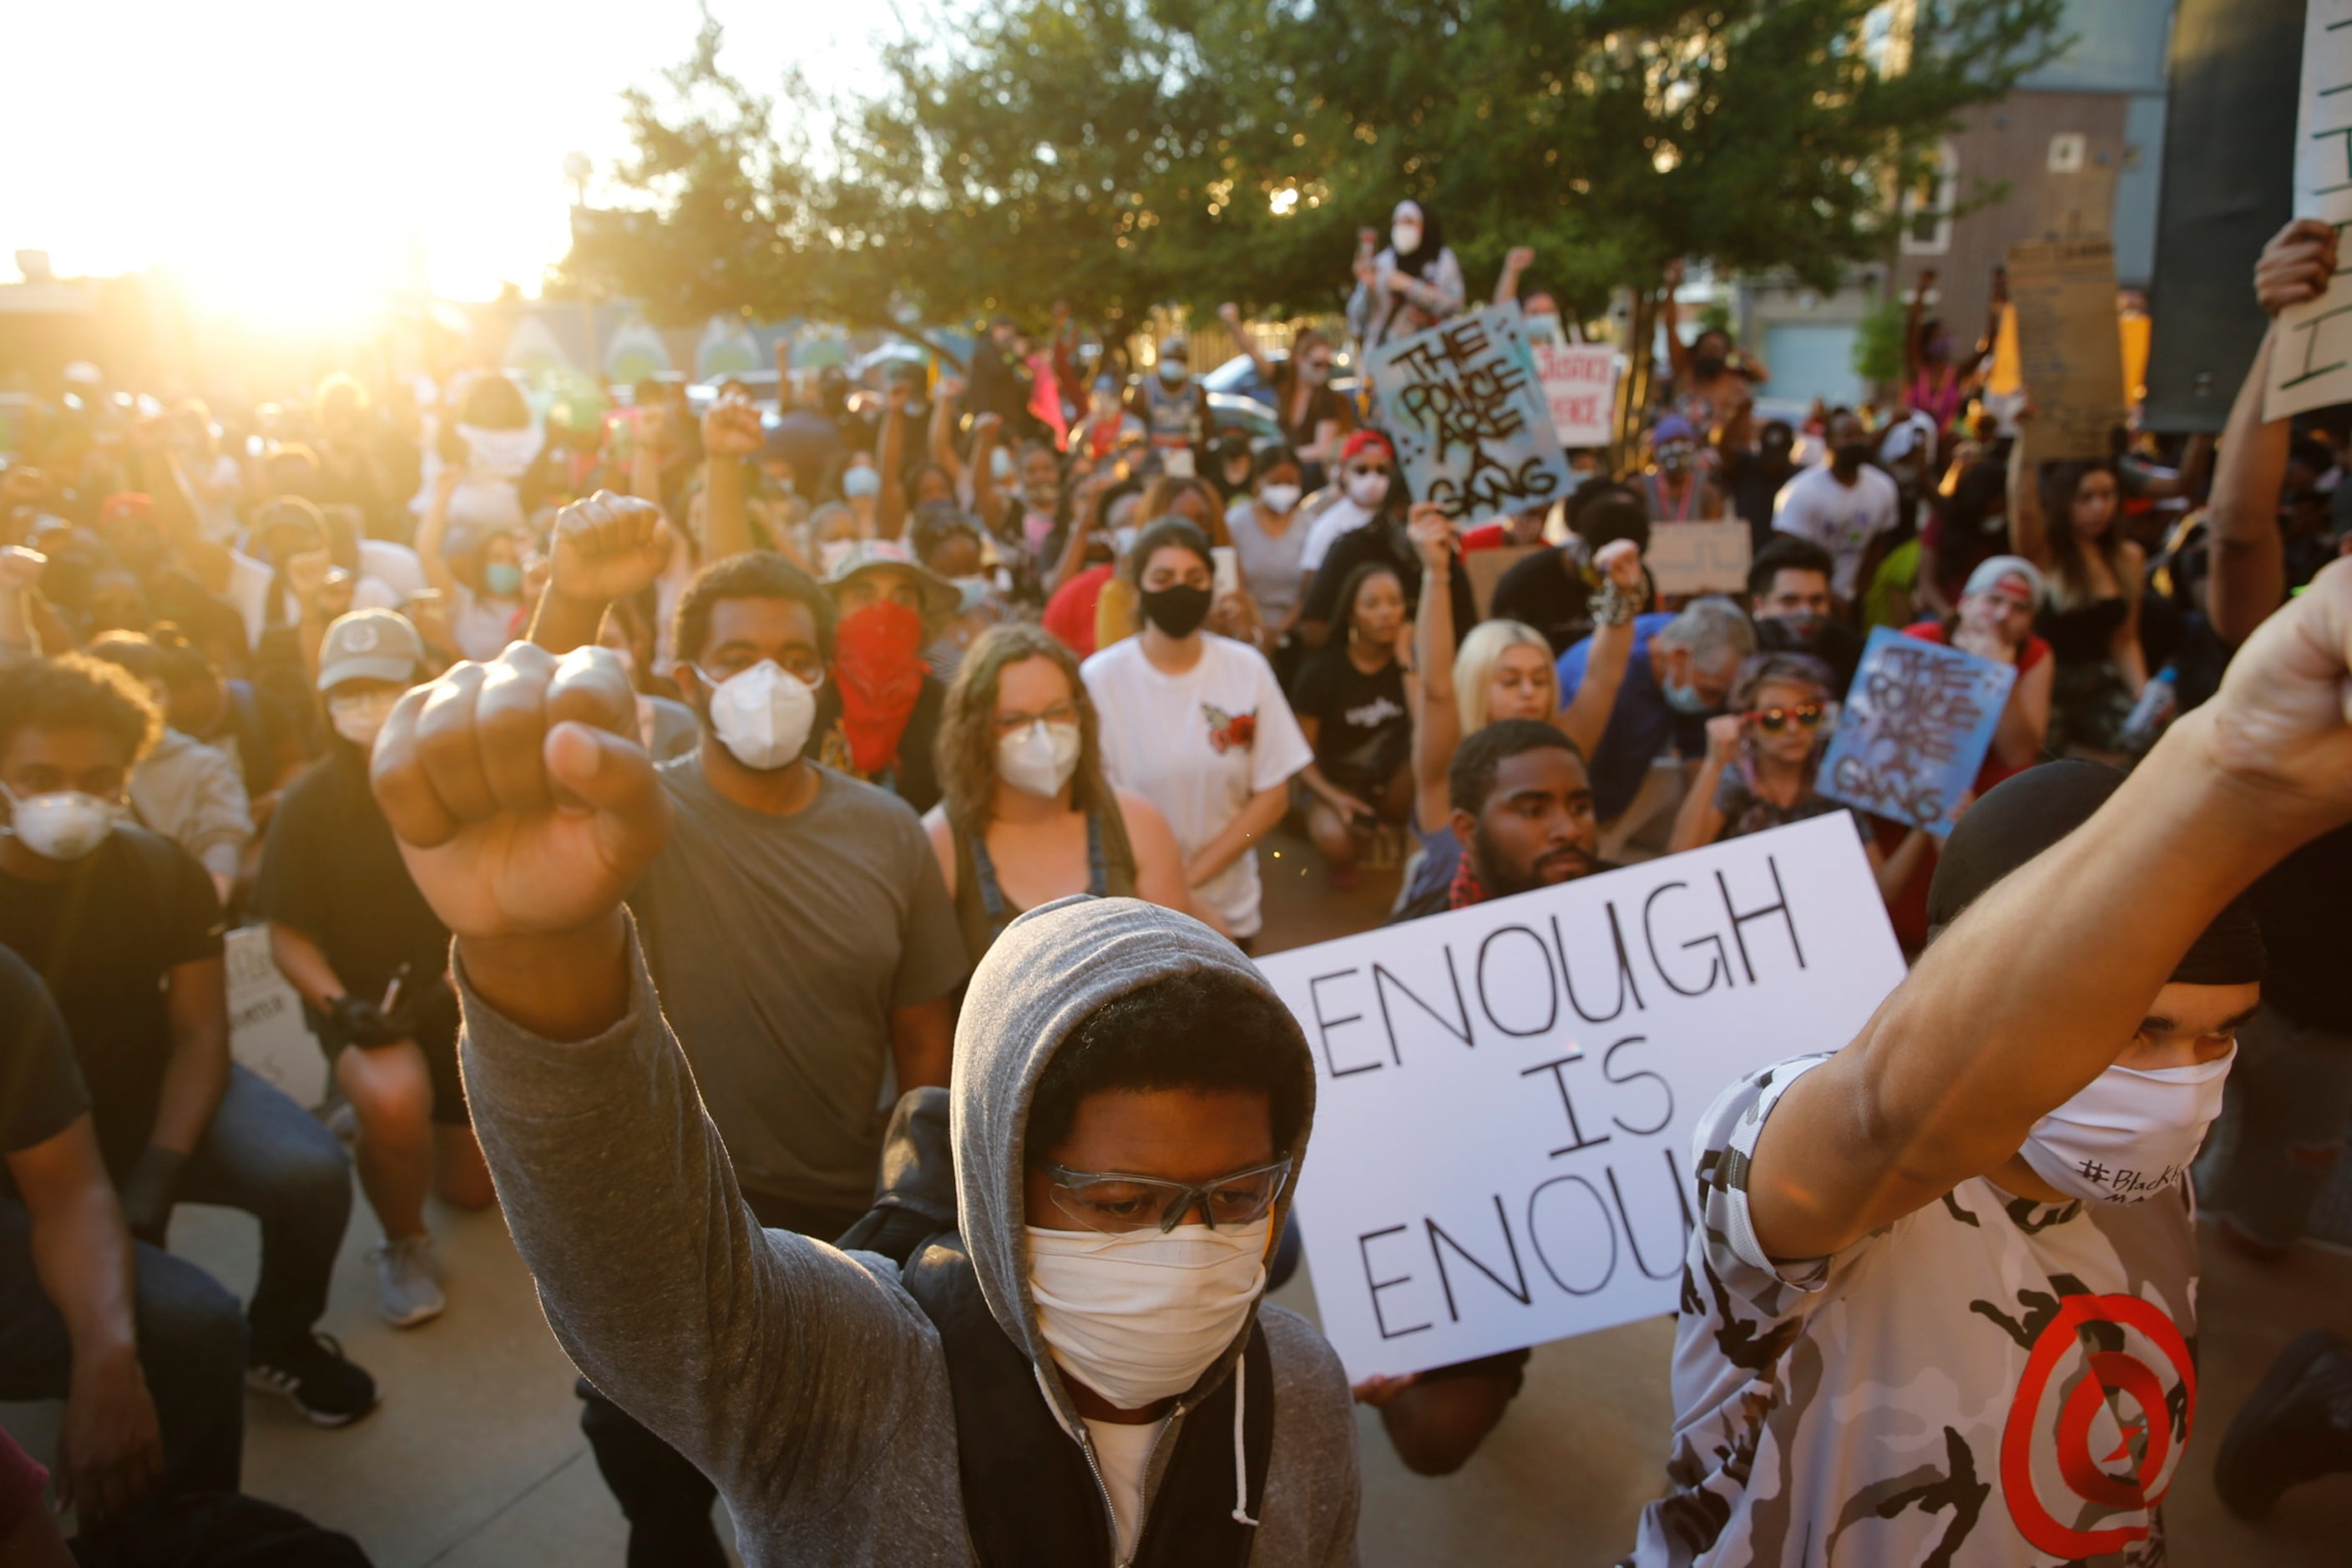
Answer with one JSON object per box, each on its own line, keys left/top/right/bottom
{"left": 1390, "top": 200, "right": 1448, "bottom": 283}
{"left": 1925, "top": 761, "right": 2265, "bottom": 984}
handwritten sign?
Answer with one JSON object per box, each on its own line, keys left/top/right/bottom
{"left": 2269, "top": 0, "right": 2352, "bottom": 421}
{"left": 1532, "top": 342, "right": 1620, "bottom": 448}
{"left": 2006, "top": 239, "right": 2127, "bottom": 460}
{"left": 1817, "top": 628, "right": 2016, "bottom": 837}
{"left": 226, "top": 925, "right": 327, "bottom": 1110}
{"left": 1645, "top": 521, "right": 1752, "bottom": 596}
{"left": 1256, "top": 815, "right": 1907, "bottom": 1380}
{"left": 1370, "top": 306, "right": 1574, "bottom": 523}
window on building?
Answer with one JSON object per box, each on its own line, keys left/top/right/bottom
{"left": 1901, "top": 139, "right": 1958, "bottom": 255}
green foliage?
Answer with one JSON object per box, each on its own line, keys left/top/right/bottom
{"left": 1852, "top": 291, "right": 1910, "bottom": 387}
{"left": 563, "top": 0, "right": 2064, "bottom": 331}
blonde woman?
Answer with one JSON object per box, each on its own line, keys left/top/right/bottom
{"left": 924, "top": 624, "right": 1193, "bottom": 962}
{"left": 1399, "top": 504, "right": 1646, "bottom": 908}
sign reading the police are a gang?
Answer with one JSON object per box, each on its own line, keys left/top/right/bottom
{"left": 1370, "top": 306, "right": 1574, "bottom": 522}
{"left": 1253, "top": 814, "right": 1905, "bottom": 1381}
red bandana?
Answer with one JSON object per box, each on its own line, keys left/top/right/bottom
{"left": 1447, "top": 852, "right": 1489, "bottom": 910}
{"left": 832, "top": 600, "right": 927, "bottom": 773}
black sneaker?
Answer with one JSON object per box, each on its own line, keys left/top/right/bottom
{"left": 247, "top": 1332, "right": 379, "bottom": 1427}
{"left": 2213, "top": 1328, "right": 2352, "bottom": 1519}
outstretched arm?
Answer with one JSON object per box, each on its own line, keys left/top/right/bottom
{"left": 372, "top": 642, "right": 943, "bottom": 1520}
{"left": 1408, "top": 508, "right": 1464, "bottom": 837}
{"left": 2005, "top": 422, "right": 2051, "bottom": 571}
{"left": 1555, "top": 540, "right": 1645, "bottom": 756}
{"left": 2210, "top": 220, "right": 2337, "bottom": 645}
{"left": 1741, "top": 559, "right": 2352, "bottom": 1261}
{"left": 1219, "top": 302, "right": 1272, "bottom": 386}
{"left": 1493, "top": 246, "right": 1535, "bottom": 307}
{"left": 1660, "top": 259, "right": 1692, "bottom": 382}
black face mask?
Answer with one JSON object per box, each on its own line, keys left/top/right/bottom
{"left": 1833, "top": 442, "right": 1873, "bottom": 473}
{"left": 1140, "top": 583, "right": 1213, "bottom": 638}
{"left": 1692, "top": 353, "right": 1727, "bottom": 382}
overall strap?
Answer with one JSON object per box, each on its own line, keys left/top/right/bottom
{"left": 970, "top": 828, "right": 1013, "bottom": 935}
{"left": 1085, "top": 812, "right": 1109, "bottom": 898}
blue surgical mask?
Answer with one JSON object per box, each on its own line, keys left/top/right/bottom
{"left": 484, "top": 562, "right": 523, "bottom": 598}
{"left": 842, "top": 467, "right": 883, "bottom": 500}
{"left": 1662, "top": 675, "right": 1713, "bottom": 716}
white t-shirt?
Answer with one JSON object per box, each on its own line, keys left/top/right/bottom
{"left": 1082, "top": 1414, "right": 1170, "bottom": 1564}
{"left": 1081, "top": 635, "right": 1312, "bottom": 938}
{"left": 450, "top": 585, "right": 523, "bottom": 663}
{"left": 1298, "top": 496, "right": 1375, "bottom": 574}
{"left": 1770, "top": 463, "right": 1899, "bottom": 599}
{"left": 1632, "top": 1054, "right": 2199, "bottom": 1567}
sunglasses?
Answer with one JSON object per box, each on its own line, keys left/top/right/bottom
{"left": 1748, "top": 704, "right": 1827, "bottom": 733}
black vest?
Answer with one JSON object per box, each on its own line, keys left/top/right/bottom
{"left": 881, "top": 1228, "right": 1274, "bottom": 1567}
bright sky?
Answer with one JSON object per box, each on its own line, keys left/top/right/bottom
{"left": 3, "top": 1, "right": 890, "bottom": 328}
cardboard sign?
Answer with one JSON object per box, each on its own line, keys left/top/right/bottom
{"left": 2006, "top": 239, "right": 2127, "bottom": 460}
{"left": 1370, "top": 307, "right": 1575, "bottom": 523}
{"left": 2268, "top": 0, "right": 2352, "bottom": 421}
{"left": 1532, "top": 342, "right": 1620, "bottom": 449}
{"left": 1645, "top": 521, "right": 1752, "bottom": 596}
{"left": 1817, "top": 628, "right": 2016, "bottom": 838}
{"left": 1255, "top": 815, "right": 1907, "bottom": 1380}
{"left": 226, "top": 925, "right": 327, "bottom": 1110}
{"left": 1463, "top": 544, "right": 1545, "bottom": 619}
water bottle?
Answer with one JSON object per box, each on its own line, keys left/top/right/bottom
{"left": 2121, "top": 665, "right": 2177, "bottom": 750}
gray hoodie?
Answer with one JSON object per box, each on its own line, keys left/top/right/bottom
{"left": 458, "top": 894, "right": 1359, "bottom": 1566}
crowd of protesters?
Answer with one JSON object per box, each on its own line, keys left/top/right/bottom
{"left": 1, "top": 206, "right": 2349, "bottom": 1566}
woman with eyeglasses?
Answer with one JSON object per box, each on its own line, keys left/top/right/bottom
{"left": 925, "top": 624, "right": 1192, "bottom": 963}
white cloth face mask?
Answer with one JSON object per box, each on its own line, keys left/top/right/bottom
{"left": 695, "top": 660, "right": 817, "bottom": 771}
{"left": 996, "top": 720, "right": 1081, "bottom": 798}
{"left": 1026, "top": 1218, "right": 1270, "bottom": 1410}
{"left": 1, "top": 782, "right": 122, "bottom": 862}
{"left": 2018, "top": 1047, "right": 2235, "bottom": 1204}
{"left": 1258, "top": 483, "right": 1302, "bottom": 515}
{"left": 329, "top": 690, "right": 403, "bottom": 751}
{"left": 1343, "top": 471, "right": 1390, "bottom": 509}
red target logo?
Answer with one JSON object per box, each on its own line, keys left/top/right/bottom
{"left": 2000, "top": 1292, "right": 2195, "bottom": 1559}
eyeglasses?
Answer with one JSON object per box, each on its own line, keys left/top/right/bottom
{"left": 1749, "top": 704, "right": 1827, "bottom": 733}
{"left": 993, "top": 700, "right": 1080, "bottom": 735}
{"left": 1036, "top": 1156, "right": 1293, "bottom": 1235}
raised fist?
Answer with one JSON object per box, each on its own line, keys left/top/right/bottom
{"left": 1406, "top": 503, "right": 1453, "bottom": 572}
{"left": 371, "top": 643, "right": 672, "bottom": 946}
{"left": 547, "top": 491, "right": 671, "bottom": 607}
{"left": 0, "top": 546, "right": 47, "bottom": 590}
{"left": 1595, "top": 536, "right": 1644, "bottom": 590}
{"left": 701, "top": 393, "right": 764, "bottom": 460}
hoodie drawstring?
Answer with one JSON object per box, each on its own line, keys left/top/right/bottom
{"left": 1230, "top": 1352, "right": 1257, "bottom": 1527}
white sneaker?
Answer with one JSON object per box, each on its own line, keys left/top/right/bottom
{"left": 369, "top": 1235, "right": 446, "bottom": 1328}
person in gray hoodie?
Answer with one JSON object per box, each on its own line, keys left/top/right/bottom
{"left": 367, "top": 637, "right": 1363, "bottom": 1566}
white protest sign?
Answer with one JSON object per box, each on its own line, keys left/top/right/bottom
{"left": 226, "top": 925, "right": 327, "bottom": 1110}
{"left": 1532, "top": 342, "right": 1620, "bottom": 448}
{"left": 1255, "top": 814, "right": 1906, "bottom": 1380}
{"left": 1645, "top": 521, "right": 1753, "bottom": 596}
{"left": 2269, "top": 0, "right": 2352, "bottom": 421}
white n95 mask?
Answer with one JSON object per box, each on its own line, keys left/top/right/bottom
{"left": 996, "top": 721, "right": 1081, "bottom": 799}
{"left": 695, "top": 660, "right": 817, "bottom": 771}
{"left": 2, "top": 783, "right": 122, "bottom": 862}
{"left": 1026, "top": 1218, "right": 1270, "bottom": 1410}
{"left": 2018, "top": 1048, "right": 2234, "bottom": 1204}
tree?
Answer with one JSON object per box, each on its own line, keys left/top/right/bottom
{"left": 564, "top": 0, "right": 2063, "bottom": 336}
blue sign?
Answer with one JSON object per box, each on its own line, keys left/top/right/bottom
{"left": 1817, "top": 629, "right": 2017, "bottom": 837}
{"left": 1368, "top": 306, "right": 1574, "bottom": 523}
